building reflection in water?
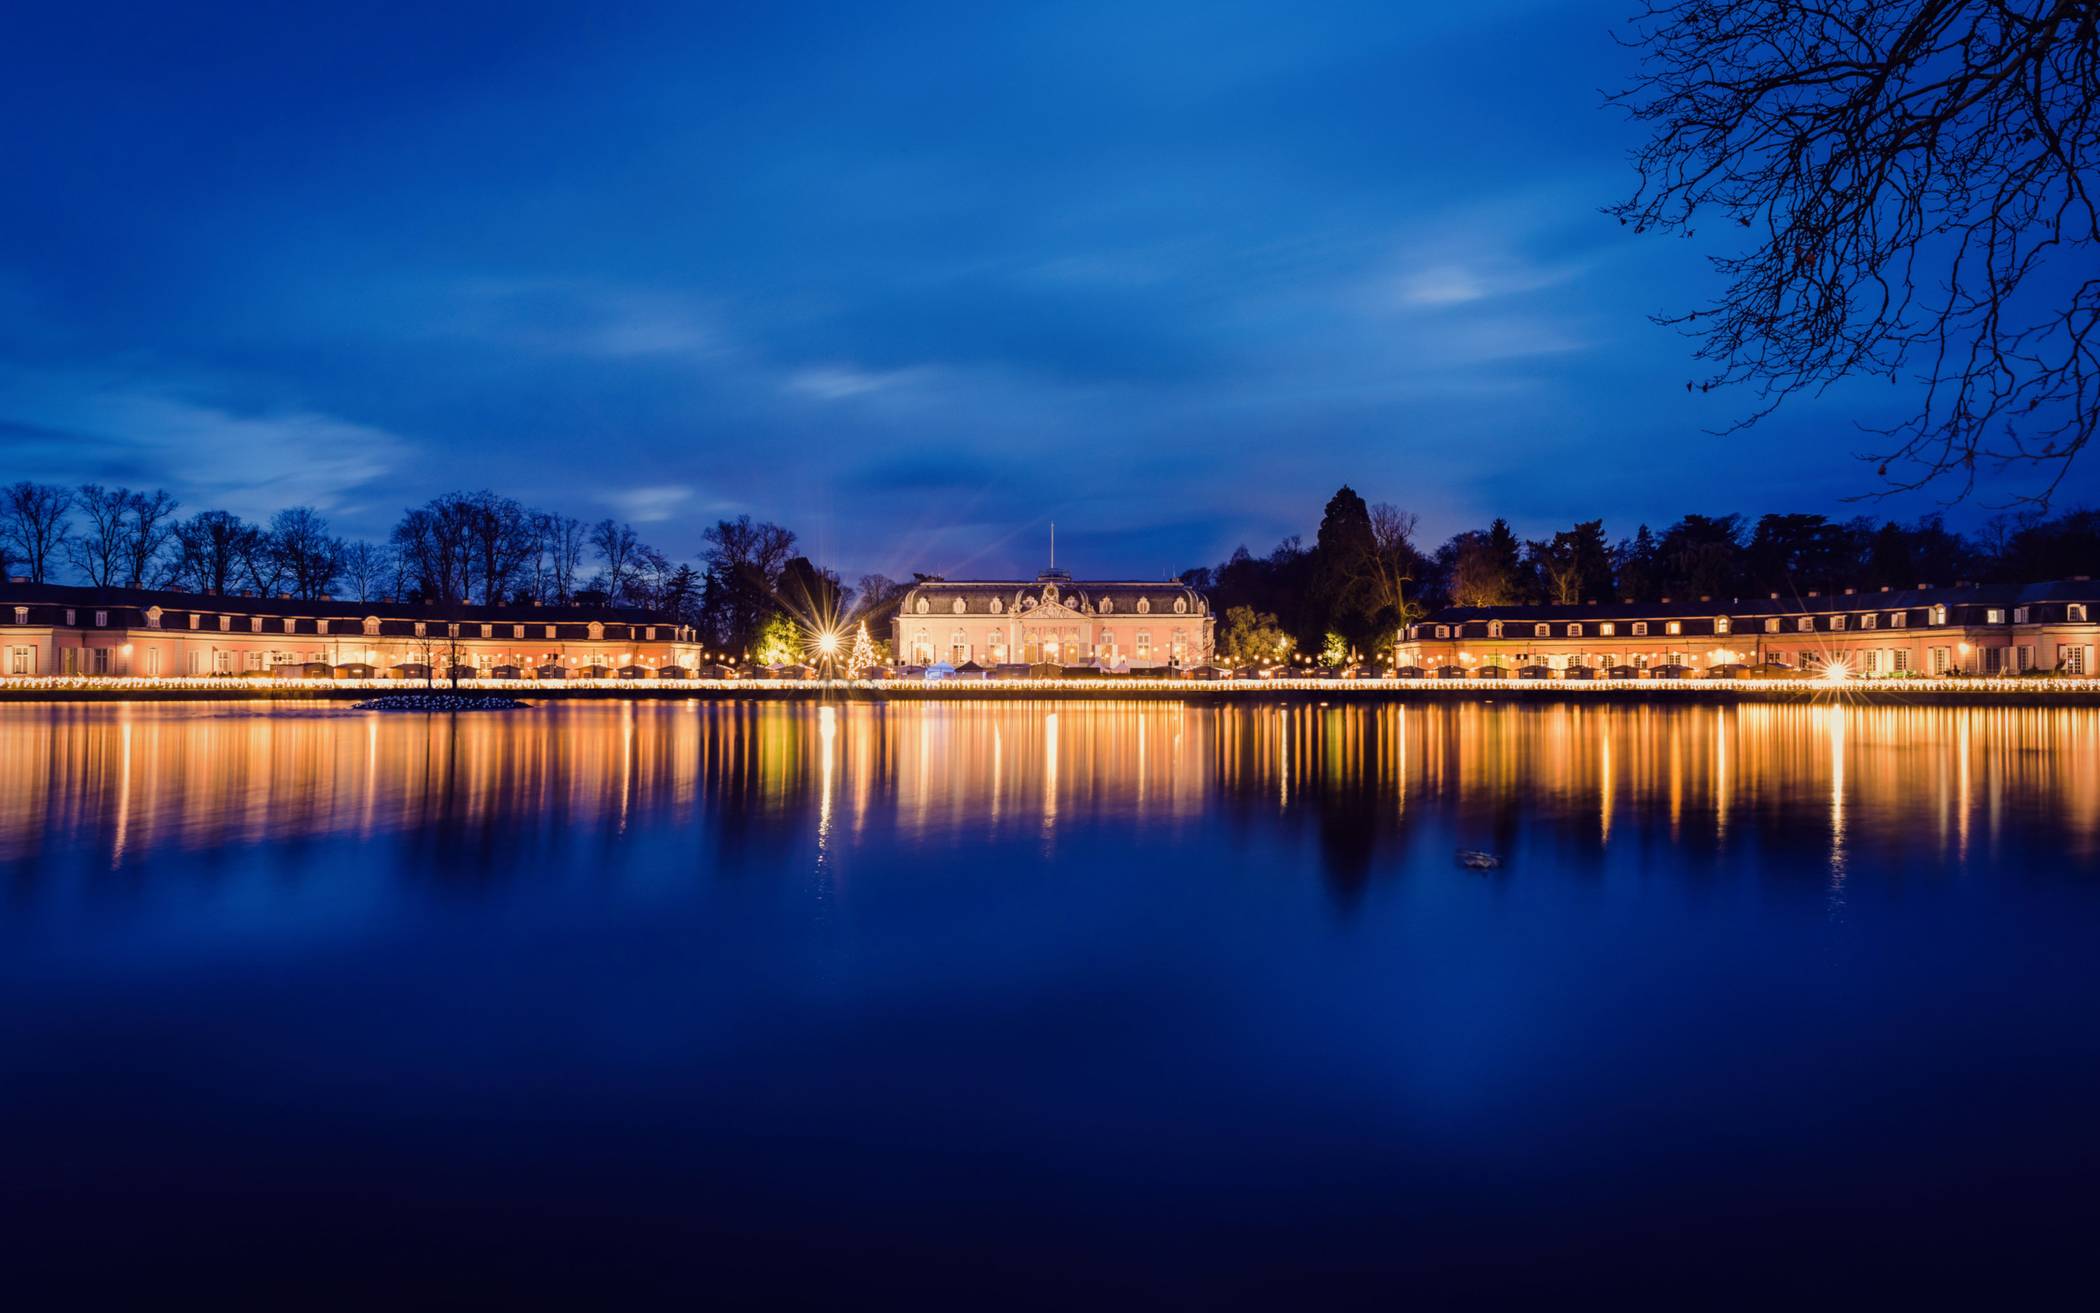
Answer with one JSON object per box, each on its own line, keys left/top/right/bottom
{"left": 2, "top": 700, "right": 2094, "bottom": 895}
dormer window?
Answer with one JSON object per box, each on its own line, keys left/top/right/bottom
{"left": 363, "top": 617, "right": 381, "bottom": 636}
{"left": 1714, "top": 616, "right": 1730, "bottom": 634}
{"left": 1796, "top": 616, "right": 1812, "bottom": 632}
{"left": 1434, "top": 625, "right": 1450, "bottom": 639}
{"left": 1891, "top": 612, "right": 1907, "bottom": 628}
{"left": 1831, "top": 615, "right": 1845, "bottom": 631}
{"left": 65, "top": 609, "right": 76, "bottom": 625}
{"left": 249, "top": 616, "right": 262, "bottom": 633}
{"left": 1174, "top": 597, "right": 1187, "bottom": 614}
{"left": 189, "top": 613, "right": 200, "bottom": 630}
{"left": 1861, "top": 614, "right": 1876, "bottom": 630}
{"left": 1764, "top": 618, "right": 1780, "bottom": 633}
{"left": 12, "top": 607, "right": 25, "bottom": 625}
{"left": 414, "top": 621, "right": 427, "bottom": 638}
{"left": 481, "top": 624, "right": 493, "bottom": 638}
{"left": 1487, "top": 621, "right": 1504, "bottom": 638}
{"left": 1137, "top": 597, "right": 1150, "bottom": 615}
{"left": 953, "top": 599, "right": 966, "bottom": 615}
{"left": 1097, "top": 599, "right": 1108, "bottom": 614}
{"left": 1567, "top": 623, "right": 1582, "bottom": 638}
{"left": 1533, "top": 623, "right": 1549, "bottom": 638}
{"left": 316, "top": 620, "right": 328, "bottom": 635}
{"left": 513, "top": 624, "right": 524, "bottom": 638}
{"left": 2071, "top": 604, "right": 2089, "bottom": 623}
{"left": 1631, "top": 622, "right": 1648, "bottom": 636}
{"left": 219, "top": 615, "right": 231, "bottom": 632}
{"left": 284, "top": 617, "right": 296, "bottom": 633}
{"left": 2013, "top": 606, "right": 2029, "bottom": 624}
{"left": 1930, "top": 605, "right": 1948, "bottom": 625}
{"left": 1599, "top": 622, "right": 1615, "bottom": 637}
{"left": 94, "top": 610, "right": 108, "bottom": 627}
{"left": 1665, "top": 621, "right": 1682, "bottom": 635}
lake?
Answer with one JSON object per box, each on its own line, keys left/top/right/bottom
{"left": 2, "top": 699, "right": 2096, "bottom": 1304}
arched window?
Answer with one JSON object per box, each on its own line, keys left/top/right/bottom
{"left": 1930, "top": 604, "right": 1948, "bottom": 625}
{"left": 1488, "top": 621, "right": 1503, "bottom": 638}
{"left": 1715, "top": 616, "right": 1731, "bottom": 634}
{"left": 1174, "top": 597, "right": 1187, "bottom": 614}
{"left": 1100, "top": 598, "right": 1113, "bottom": 614}
{"left": 363, "top": 616, "right": 381, "bottom": 636}
{"left": 1567, "top": 623, "right": 1582, "bottom": 638}
{"left": 953, "top": 598, "right": 966, "bottom": 615}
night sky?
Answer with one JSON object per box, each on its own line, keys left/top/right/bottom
{"left": 0, "top": 1, "right": 2055, "bottom": 582}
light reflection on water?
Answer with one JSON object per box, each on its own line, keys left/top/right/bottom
{"left": 4, "top": 699, "right": 2093, "bottom": 871}
{"left": 3, "top": 699, "right": 2099, "bottom": 1302}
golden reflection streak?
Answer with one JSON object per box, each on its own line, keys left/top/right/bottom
{"left": 0, "top": 702, "right": 2094, "bottom": 870}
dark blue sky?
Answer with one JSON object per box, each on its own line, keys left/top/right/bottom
{"left": 0, "top": 1, "right": 2045, "bottom": 581}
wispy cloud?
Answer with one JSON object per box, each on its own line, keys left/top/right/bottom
{"left": 439, "top": 280, "right": 724, "bottom": 362}
{"left": 600, "top": 484, "right": 695, "bottom": 523}
{"left": 784, "top": 364, "right": 932, "bottom": 400}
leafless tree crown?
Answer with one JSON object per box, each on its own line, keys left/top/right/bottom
{"left": 1610, "top": 0, "right": 2100, "bottom": 505}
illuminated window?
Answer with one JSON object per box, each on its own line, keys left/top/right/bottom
{"left": 1567, "top": 623, "right": 1582, "bottom": 638}
{"left": 481, "top": 624, "right": 493, "bottom": 638}
{"left": 284, "top": 617, "right": 296, "bottom": 633}
{"left": 2013, "top": 606, "right": 2029, "bottom": 624}
{"left": 2071, "top": 604, "right": 2089, "bottom": 623}
{"left": 1985, "top": 609, "right": 2005, "bottom": 625}
{"left": 1488, "top": 621, "right": 1503, "bottom": 638}
{"left": 1763, "top": 618, "right": 1779, "bottom": 633}
{"left": 1890, "top": 612, "right": 1907, "bottom": 628}
{"left": 1534, "top": 623, "right": 1550, "bottom": 638}
{"left": 1861, "top": 614, "right": 1876, "bottom": 630}
{"left": 316, "top": 620, "right": 328, "bottom": 635}
{"left": 1715, "top": 616, "right": 1730, "bottom": 634}
{"left": 1831, "top": 615, "right": 1845, "bottom": 631}
{"left": 1631, "top": 622, "right": 1647, "bottom": 636}
{"left": 1136, "top": 631, "right": 1152, "bottom": 659}
{"left": 11, "top": 607, "right": 24, "bottom": 625}
{"left": 94, "top": 610, "right": 108, "bottom": 627}
{"left": 1599, "top": 623, "right": 1615, "bottom": 637}
{"left": 1892, "top": 649, "right": 1909, "bottom": 673}
{"left": 513, "top": 624, "right": 525, "bottom": 639}
{"left": 249, "top": 617, "right": 262, "bottom": 633}
{"left": 952, "top": 599, "right": 966, "bottom": 615}
{"left": 1174, "top": 597, "right": 1187, "bottom": 614}
{"left": 1665, "top": 620, "right": 1682, "bottom": 635}
{"left": 1435, "top": 625, "right": 1450, "bottom": 639}
{"left": 414, "top": 622, "right": 427, "bottom": 638}
{"left": 66, "top": 609, "right": 76, "bottom": 625}
{"left": 2062, "top": 645, "right": 2088, "bottom": 675}
{"left": 1797, "top": 616, "right": 1813, "bottom": 632}
{"left": 189, "top": 613, "right": 200, "bottom": 630}
{"left": 219, "top": 615, "right": 231, "bottom": 632}
{"left": 546, "top": 625, "right": 557, "bottom": 639}
{"left": 1930, "top": 604, "right": 1948, "bottom": 625}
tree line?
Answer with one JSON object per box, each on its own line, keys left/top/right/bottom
{"left": 1, "top": 480, "right": 902, "bottom": 660}
{"left": 1185, "top": 486, "right": 2100, "bottom": 667}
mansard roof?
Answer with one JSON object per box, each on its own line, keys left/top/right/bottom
{"left": 898, "top": 573, "right": 1210, "bottom": 618}
{"left": 0, "top": 580, "right": 670, "bottom": 626}
{"left": 1421, "top": 578, "right": 2096, "bottom": 626}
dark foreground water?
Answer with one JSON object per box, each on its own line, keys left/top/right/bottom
{"left": 2, "top": 699, "right": 2096, "bottom": 1305}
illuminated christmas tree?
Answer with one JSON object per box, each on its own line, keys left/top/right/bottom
{"left": 847, "top": 621, "right": 876, "bottom": 677}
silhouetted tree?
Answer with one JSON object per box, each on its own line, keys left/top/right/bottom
{"left": 1612, "top": 0, "right": 2100, "bottom": 503}
{"left": 4, "top": 481, "right": 72, "bottom": 583}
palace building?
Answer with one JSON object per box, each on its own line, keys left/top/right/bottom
{"left": 1397, "top": 579, "right": 2099, "bottom": 678}
{"left": 892, "top": 569, "right": 1215, "bottom": 671}
{"left": 0, "top": 581, "right": 700, "bottom": 679}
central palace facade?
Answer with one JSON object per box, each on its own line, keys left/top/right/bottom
{"left": 891, "top": 571, "right": 1216, "bottom": 670}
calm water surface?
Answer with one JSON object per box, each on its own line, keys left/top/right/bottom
{"left": 3, "top": 699, "right": 2097, "bottom": 1304}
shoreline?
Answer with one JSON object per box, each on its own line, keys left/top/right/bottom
{"left": 3, "top": 677, "right": 2098, "bottom": 707}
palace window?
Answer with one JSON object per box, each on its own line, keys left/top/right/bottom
{"left": 1890, "top": 613, "right": 1907, "bottom": 628}
{"left": 1174, "top": 597, "right": 1187, "bottom": 614}
{"left": 363, "top": 617, "right": 380, "bottom": 636}
{"left": 11, "top": 607, "right": 24, "bottom": 625}
{"left": 414, "top": 622, "right": 427, "bottom": 638}
{"left": 2013, "top": 607, "right": 2029, "bottom": 624}
{"left": 219, "top": 615, "right": 231, "bottom": 632}
{"left": 1715, "top": 616, "right": 1730, "bottom": 634}
{"left": 1534, "top": 623, "right": 1549, "bottom": 638}
{"left": 1863, "top": 650, "right": 1882, "bottom": 673}
{"left": 1892, "top": 649, "right": 1909, "bottom": 673}
{"left": 1136, "top": 631, "right": 1152, "bottom": 659}
{"left": 284, "top": 617, "right": 297, "bottom": 633}
{"left": 513, "top": 625, "right": 525, "bottom": 639}
{"left": 1763, "top": 618, "right": 1780, "bottom": 633}
{"left": 1137, "top": 598, "right": 1150, "bottom": 615}
{"left": 1487, "top": 621, "right": 1504, "bottom": 638}
{"left": 1567, "top": 623, "right": 1582, "bottom": 638}
{"left": 1985, "top": 608, "right": 2005, "bottom": 625}
{"left": 1631, "top": 622, "right": 1648, "bottom": 636}
{"left": 1796, "top": 616, "right": 1813, "bottom": 632}
{"left": 952, "top": 599, "right": 966, "bottom": 615}
{"left": 546, "top": 626, "right": 557, "bottom": 639}
{"left": 2062, "top": 645, "right": 2088, "bottom": 675}
{"left": 1599, "top": 623, "right": 1615, "bottom": 637}
{"left": 1831, "top": 615, "right": 1845, "bottom": 631}
{"left": 189, "top": 613, "right": 201, "bottom": 630}
{"left": 1096, "top": 598, "right": 1108, "bottom": 614}
{"left": 7, "top": 646, "right": 33, "bottom": 674}
{"left": 1665, "top": 621, "right": 1682, "bottom": 635}
{"left": 92, "top": 647, "right": 111, "bottom": 675}
{"left": 447, "top": 623, "right": 459, "bottom": 639}
{"left": 65, "top": 609, "right": 76, "bottom": 625}
{"left": 1930, "top": 604, "right": 1948, "bottom": 625}
{"left": 1435, "top": 625, "right": 1450, "bottom": 639}
{"left": 1931, "top": 646, "right": 1951, "bottom": 675}
{"left": 2018, "top": 645, "right": 2034, "bottom": 671}
{"left": 316, "top": 620, "right": 328, "bottom": 635}
{"left": 950, "top": 630, "right": 968, "bottom": 663}
{"left": 481, "top": 624, "right": 493, "bottom": 638}
{"left": 1861, "top": 614, "right": 1876, "bottom": 630}
{"left": 250, "top": 617, "right": 262, "bottom": 633}
{"left": 2071, "top": 605, "right": 2089, "bottom": 623}
{"left": 93, "top": 610, "right": 108, "bottom": 627}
